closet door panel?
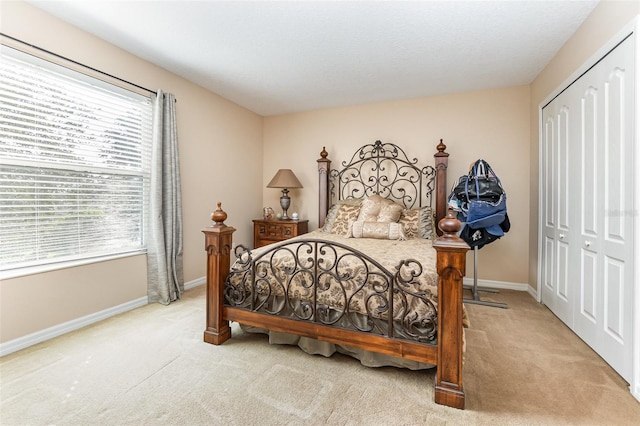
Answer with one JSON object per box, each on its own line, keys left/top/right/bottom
{"left": 544, "top": 236, "right": 555, "bottom": 292}
{"left": 557, "top": 106, "right": 571, "bottom": 232}
{"left": 604, "top": 258, "right": 624, "bottom": 343}
{"left": 580, "top": 87, "right": 599, "bottom": 239}
{"left": 555, "top": 104, "right": 573, "bottom": 307}
{"left": 541, "top": 100, "right": 574, "bottom": 325}
{"left": 579, "top": 249, "right": 597, "bottom": 323}
{"left": 557, "top": 240, "right": 570, "bottom": 302}
{"left": 541, "top": 112, "right": 556, "bottom": 303}
{"left": 604, "top": 68, "right": 626, "bottom": 243}
{"left": 572, "top": 36, "right": 634, "bottom": 381}
{"left": 575, "top": 83, "right": 602, "bottom": 344}
{"left": 543, "top": 117, "right": 556, "bottom": 231}
{"left": 599, "top": 44, "right": 634, "bottom": 379}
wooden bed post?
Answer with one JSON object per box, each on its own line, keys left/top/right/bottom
{"left": 317, "top": 147, "right": 331, "bottom": 228}
{"left": 433, "top": 208, "right": 469, "bottom": 409}
{"left": 202, "top": 202, "right": 235, "bottom": 345}
{"left": 434, "top": 139, "right": 449, "bottom": 235}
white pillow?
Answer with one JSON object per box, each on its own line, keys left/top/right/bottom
{"left": 357, "top": 194, "right": 403, "bottom": 223}
{"left": 349, "top": 220, "right": 406, "bottom": 240}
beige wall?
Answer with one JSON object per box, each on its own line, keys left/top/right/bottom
{"left": 528, "top": 0, "right": 640, "bottom": 295}
{"left": 264, "top": 86, "right": 531, "bottom": 285}
{"left": 0, "top": 1, "right": 263, "bottom": 343}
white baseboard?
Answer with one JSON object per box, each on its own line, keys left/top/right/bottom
{"left": 462, "top": 277, "right": 529, "bottom": 292}
{"left": 0, "top": 277, "right": 207, "bottom": 358}
{"left": 0, "top": 296, "right": 148, "bottom": 357}
{"left": 184, "top": 276, "right": 205, "bottom": 290}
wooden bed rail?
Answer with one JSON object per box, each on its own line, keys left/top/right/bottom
{"left": 202, "top": 203, "right": 469, "bottom": 409}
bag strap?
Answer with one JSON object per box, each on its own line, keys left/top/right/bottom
{"left": 470, "top": 159, "right": 494, "bottom": 179}
{"left": 474, "top": 160, "right": 502, "bottom": 184}
{"left": 464, "top": 173, "right": 481, "bottom": 201}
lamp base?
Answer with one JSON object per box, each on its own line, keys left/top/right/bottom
{"left": 280, "top": 189, "right": 291, "bottom": 220}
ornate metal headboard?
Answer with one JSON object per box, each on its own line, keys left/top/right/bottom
{"left": 317, "top": 139, "right": 449, "bottom": 231}
{"left": 328, "top": 140, "right": 436, "bottom": 210}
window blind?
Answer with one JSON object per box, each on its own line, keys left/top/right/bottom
{"left": 0, "top": 46, "right": 152, "bottom": 272}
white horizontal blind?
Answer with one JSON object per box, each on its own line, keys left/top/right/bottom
{"left": 0, "top": 46, "right": 152, "bottom": 272}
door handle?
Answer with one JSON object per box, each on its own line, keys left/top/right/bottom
{"left": 559, "top": 233, "right": 565, "bottom": 240}
{"left": 584, "top": 240, "right": 591, "bottom": 247}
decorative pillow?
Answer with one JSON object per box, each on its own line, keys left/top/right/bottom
{"left": 398, "top": 206, "right": 436, "bottom": 239}
{"left": 349, "top": 221, "right": 406, "bottom": 240}
{"left": 322, "top": 199, "right": 362, "bottom": 233}
{"left": 329, "top": 204, "right": 362, "bottom": 236}
{"left": 357, "top": 194, "right": 403, "bottom": 223}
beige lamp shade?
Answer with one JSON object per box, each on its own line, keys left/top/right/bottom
{"left": 267, "top": 169, "right": 302, "bottom": 220}
{"left": 267, "top": 169, "right": 303, "bottom": 189}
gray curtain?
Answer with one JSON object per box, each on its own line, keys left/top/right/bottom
{"left": 147, "top": 90, "right": 183, "bottom": 305}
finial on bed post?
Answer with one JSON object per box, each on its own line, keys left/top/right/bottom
{"left": 319, "top": 146, "right": 328, "bottom": 159}
{"left": 433, "top": 207, "right": 469, "bottom": 409}
{"left": 210, "top": 201, "right": 228, "bottom": 227}
{"left": 438, "top": 207, "right": 463, "bottom": 239}
{"left": 434, "top": 139, "right": 449, "bottom": 234}
{"left": 318, "top": 147, "right": 331, "bottom": 228}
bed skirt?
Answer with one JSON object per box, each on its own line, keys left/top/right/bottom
{"left": 239, "top": 324, "right": 437, "bottom": 370}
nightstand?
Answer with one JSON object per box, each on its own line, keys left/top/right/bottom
{"left": 253, "top": 219, "right": 309, "bottom": 248}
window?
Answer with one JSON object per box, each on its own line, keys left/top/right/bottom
{"left": 0, "top": 46, "right": 152, "bottom": 276}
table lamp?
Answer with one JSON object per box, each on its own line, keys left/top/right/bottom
{"left": 267, "top": 169, "right": 303, "bottom": 220}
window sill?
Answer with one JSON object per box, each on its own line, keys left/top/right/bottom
{"left": 0, "top": 250, "right": 147, "bottom": 281}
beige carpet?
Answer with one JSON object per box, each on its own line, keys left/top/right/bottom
{"left": 1, "top": 285, "right": 639, "bottom": 425}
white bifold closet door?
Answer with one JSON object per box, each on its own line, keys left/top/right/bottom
{"left": 541, "top": 35, "right": 634, "bottom": 382}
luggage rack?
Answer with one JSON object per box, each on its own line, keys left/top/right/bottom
{"left": 464, "top": 246, "right": 508, "bottom": 309}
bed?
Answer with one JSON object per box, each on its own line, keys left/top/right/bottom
{"left": 202, "top": 140, "right": 470, "bottom": 409}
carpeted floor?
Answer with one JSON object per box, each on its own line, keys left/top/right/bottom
{"left": 1, "top": 285, "right": 639, "bottom": 425}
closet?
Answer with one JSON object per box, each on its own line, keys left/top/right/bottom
{"left": 540, "top": 34, "right": 635, "bottom": 383}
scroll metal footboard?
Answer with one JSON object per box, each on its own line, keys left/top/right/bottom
{"left": 224, "top": 239, "right": 438, "bottom": 344}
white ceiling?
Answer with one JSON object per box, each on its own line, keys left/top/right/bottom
{"left": 27, "top": 0, "right": 600, "bottom": 116}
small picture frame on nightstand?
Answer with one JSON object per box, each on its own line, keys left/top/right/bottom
{"left": 262, "top": 207, "right": 274, "bottom": 220}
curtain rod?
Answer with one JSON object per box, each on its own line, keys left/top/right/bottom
{"left": 1, "top": 32, "right": 157, "bottom": 96}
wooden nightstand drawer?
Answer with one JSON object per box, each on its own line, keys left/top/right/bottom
{"left": 253, "top": 219, "right": 308, "bottom": 248}
{"left": 257, "top": 223, "right": 282, "bottom": 238}
{"left": 281, "top": 224, "right": 295, "bottom": 238}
